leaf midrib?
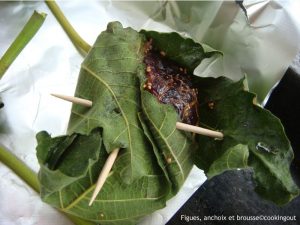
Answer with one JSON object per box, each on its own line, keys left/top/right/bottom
{"left": 81, "top": 64, "right": 134, "bottom": 179}
{"left": 63, "top": 173, "right": 166, "bottom": 210}
{"left": 142, "top": 100, "right": 185, "bottom": 182}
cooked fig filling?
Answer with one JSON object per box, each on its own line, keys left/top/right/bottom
{"left": 143, "top": 40, "right": 199, "bottom": 125}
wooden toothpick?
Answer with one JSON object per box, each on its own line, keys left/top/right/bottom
{"left": 51, "top": 93, "right": 92, "bottom": 107}
{"left": 89, "top": 148, "right": 120, "bottom": 206}
{"left": 52, "top": 94, "right": 224, "bottom": 139}
{"left": 176, "top": 122, "right": 224, "bottom": 139}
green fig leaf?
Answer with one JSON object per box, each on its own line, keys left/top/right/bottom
{"left": 140, "top": 30, "right": 221, "bottom": 73}
{"left": 193, "top": 76, "right": 299, "bottom": 205}
{"left": 36, "top": 129, "right": 170, "bottom": 225}
{"left": 67, "top": 21, "right": 157, "bottom": 185}
{"left": 137, "top": 77, "right": 195, "bottom": 193}
{"left": 207, "top": 144, "right": 249, "bottom": 178}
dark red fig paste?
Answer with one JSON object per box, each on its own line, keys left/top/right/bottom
{"left": 143, "top": 40, "right": 199, "bottom": 125}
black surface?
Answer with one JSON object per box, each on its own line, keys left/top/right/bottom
{"left": 167, "top": 170, "right": 300, "bottom": 225}
{"left": 167, "top": 64, "right": 300, "bottom": 225}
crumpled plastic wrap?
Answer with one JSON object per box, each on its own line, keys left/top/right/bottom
{"left": 0, "top": 1, "right": 300, "bottom": 225}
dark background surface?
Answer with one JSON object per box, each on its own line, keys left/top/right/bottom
{"left": 167, "top": 55, "right": 300, "bottom": 225}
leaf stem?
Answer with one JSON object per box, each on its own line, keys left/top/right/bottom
{"left": 0, "top": 146, "right": 95, "bottom": 225}
{"left": 45, "top": 0, "right": 91, "bottom": 54}
{"left": 0, "top": 146, "right": 40, "bottom": 192}
{"left": 0, "top": 11, "right": 46, "bottom": 78}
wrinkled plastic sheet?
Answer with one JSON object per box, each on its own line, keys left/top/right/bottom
{"left": 0, "top": 1, "right": 300, "bottom": 225}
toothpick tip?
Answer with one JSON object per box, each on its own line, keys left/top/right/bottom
{"left": 51, "top": 93, "right": 93, "bottom": 107}
{"left": 50, "top": 93, "right": 59, "bottom": 97}
{"left": 88, "top": 148, "right": 120, "bottom": 206}
{"left": 88, "top": 197, "right": 95, "bottom": 206}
